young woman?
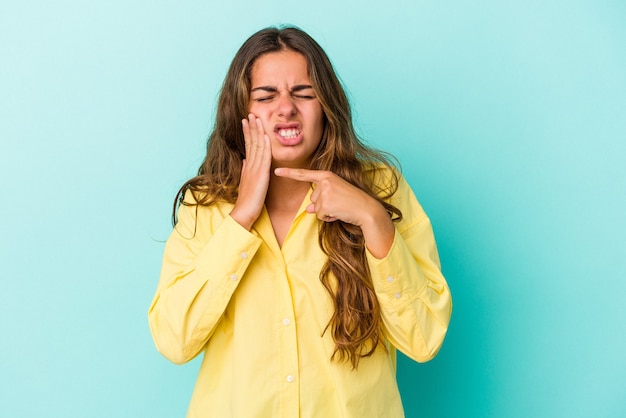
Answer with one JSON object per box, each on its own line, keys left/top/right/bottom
{"left": 149, "top": 26, "right": 452, "bottom": 418}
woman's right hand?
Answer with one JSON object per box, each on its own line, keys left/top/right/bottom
{"left": 229, "top": 113, "right": 272, "bottom": 230}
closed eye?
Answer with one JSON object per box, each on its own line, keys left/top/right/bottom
{"left": 251, "top": 86, "right": 277, "bottom": 103}
{"left": 291, "top": 85, "right": 316, "bottom": 100}
{"left": 250, "top": 85, "right": 316, "bottom": 102}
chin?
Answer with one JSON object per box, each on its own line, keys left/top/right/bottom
{"left": 271, "top": 156, "right": 312, "bottom": 169}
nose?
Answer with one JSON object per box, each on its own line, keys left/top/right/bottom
{"left": 276, "top": 93, "right": 297, "bottom": 118}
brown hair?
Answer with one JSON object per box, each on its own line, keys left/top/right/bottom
{"left": 174, "top": 26, "right": 402, "bottom": 368}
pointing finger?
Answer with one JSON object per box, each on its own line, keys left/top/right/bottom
{"left": 274, "top": 167, "right": 328, "bottom": 183}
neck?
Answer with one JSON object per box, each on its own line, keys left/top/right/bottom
{"left": 265, "top": 171, "right": 311, "bottom": 211}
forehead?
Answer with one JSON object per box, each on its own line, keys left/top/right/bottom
{"left": 250, "top": 50, "right": 310, "bottom": 86}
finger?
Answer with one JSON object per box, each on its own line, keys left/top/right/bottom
{"left": 242, "top": 118, "right": 251, "bottom": 148}
{"left": 255, "top": 116, "right": 265, "bottom": 138}
{"left": 309, "top": 185, "right": 320, "bottom": 204}
{"left": 260, "top": 131, "right": 272, "bottom": 166}
{"left": 248, "top": 114, "right": 259, "bottom": 147}
{"left": 242, "top": 119, "right": 258, "bottom": 166}
{"left": 253, "top": 117, "right": 271, "bottom": 164}
{"left": 306, "top": 202, "right": 337, "bottom": 222}
{"left": 274, "top": 167, "right": 327, "bottom": 183}
{"left": 243, "top": 114, "right": 266, "bottom": 162}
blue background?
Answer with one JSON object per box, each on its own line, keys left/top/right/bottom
{"left": 1, "top": 1, "right": 625, "bottom": 417}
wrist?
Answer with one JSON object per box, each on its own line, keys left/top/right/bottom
{"left": 229, "top": 206, "right": 257, "bottom": 231}
{"left": 360, "top": 201, "right": 395, "bottom": 258}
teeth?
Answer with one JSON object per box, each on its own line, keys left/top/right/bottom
{"left": 278, "top": 128, "right": 299, "bottom": 138}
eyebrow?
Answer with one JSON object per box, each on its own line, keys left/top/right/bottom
{"left": 250, "top": 84, "right": 314, "bottom": 93}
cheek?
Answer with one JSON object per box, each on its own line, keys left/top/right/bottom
{"left": 247, "top": 103, "right": 260, "bottom": 116}
{"left": 302, "top": 104, "right": 324, "bottom": 129}
{"left": 313, "top": 109, "right": 325, "bottom": 136}
{"left": 248, "top": 106, "right": 272, "bottom": 130}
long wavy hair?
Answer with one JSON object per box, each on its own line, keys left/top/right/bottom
{"left": 174, "top": 26, "right": 402, "bottom": 368}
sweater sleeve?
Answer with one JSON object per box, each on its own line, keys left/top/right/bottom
{"left": 366, "top": 176, "right": 452, "bottom": 362}
{"left": 148, "top": 196, "right": 262, "bottom": 364}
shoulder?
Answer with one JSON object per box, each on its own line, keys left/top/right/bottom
{"left": 175, "top": 189, "right": 235, "bottom": 238}
{"left": 366, "top": 164, "right": 428, "bottom": 227}
{"left": 364, "top": 163, "right": 400, "bottom": 197}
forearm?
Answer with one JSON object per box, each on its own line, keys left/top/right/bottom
{"left": 359, "top": 200, "right": 396, "bottom": 259}
{"left": 368, "top": 218, "right": 452, "bottom": 362}
{"left": 148, "top": 215, "right": 262, "bottom": 364}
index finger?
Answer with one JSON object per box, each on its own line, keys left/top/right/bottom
{"left": 274, "top": 167, "right": 328, "bottom": 183}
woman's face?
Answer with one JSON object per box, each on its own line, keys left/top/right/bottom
{"left": 248, "top": 50, "right": 324, "bottom": 169}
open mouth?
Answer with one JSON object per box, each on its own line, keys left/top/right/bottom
{"left": 277, "top": 128, "right": 301, "bottom": 138}
{"left": 274, "top": 123, "right": 303, "bottom": 145}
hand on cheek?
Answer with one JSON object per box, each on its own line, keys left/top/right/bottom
{"left": 230, "top": 114, "right": 272, "bottom": 230}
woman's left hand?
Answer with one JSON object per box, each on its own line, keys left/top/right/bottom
{"left": 274, "top": 167, "right": 395, "bottom": 258}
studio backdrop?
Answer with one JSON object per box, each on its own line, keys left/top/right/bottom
{"left": 1, "top": 1, "right": 624, "bottom": 417}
